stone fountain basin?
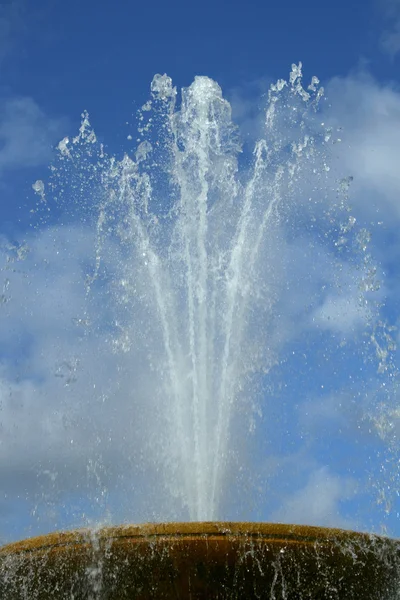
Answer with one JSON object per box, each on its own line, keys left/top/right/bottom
{"left": 1, "top": 522, "right": 399, "bottom": 599}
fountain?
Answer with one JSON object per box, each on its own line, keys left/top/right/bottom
{"left": 0, "top": 65, "right": 399, "bottom": 596}
{"left": 1, "top": 522, "right": 399, "bottom": 598}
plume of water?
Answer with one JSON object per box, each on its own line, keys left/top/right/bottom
{"left": 24, "top": 64, "right": 397, "bottom": 528}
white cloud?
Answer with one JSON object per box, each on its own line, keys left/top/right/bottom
{"left": 271, "top": 467, "right": 357, "bottom": 529}
{"left": 231, "top": 70, "right": 400, "bottom": 227}
{"left": 380, "top": 0, "right": 400, "bottom": 57}
{"left": 321, "top": 72, "right": 400, "bottom": 335}
{"left": 312, "top": 289, "right": 370, "bottom": 335}
{"left": 325, "top": 73, "right": 400, "bottom": 218}
{"left": 0, "top": 96, "right": 66, "bottom": 173}
{"left": 382, "top": 21, "right": 400, "bottom": 57}
{"left": 229, "top": 77, "right": 272, "bottom": 141}
{"left": 0, "top": 0, "right": 67, "bottom": 178}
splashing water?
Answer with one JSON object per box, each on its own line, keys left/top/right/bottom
{"left": 23, "top": 64, "right": 398, "bottom": 528}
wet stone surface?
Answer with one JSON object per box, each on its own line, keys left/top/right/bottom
{"left": 1, "top": 522, "right": 399, "bottom": 599}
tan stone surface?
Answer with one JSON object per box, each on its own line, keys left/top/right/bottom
{"left": 0, "top": 521, "right": 371, "bottom": 554}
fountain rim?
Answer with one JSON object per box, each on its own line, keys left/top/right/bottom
{"left": 1, "top": 521, "right": 393, "bottom": 556}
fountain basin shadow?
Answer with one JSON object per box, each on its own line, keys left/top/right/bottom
{"left": 1, "top": 522, "right": 399, "bottom": 599}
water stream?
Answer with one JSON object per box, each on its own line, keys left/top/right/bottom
{"left": 1, "top": 64, "right": 397, "bottom": 535}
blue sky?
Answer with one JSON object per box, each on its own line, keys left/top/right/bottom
{"left": 0, "top": 0, "right": 400, "bottom": 545}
